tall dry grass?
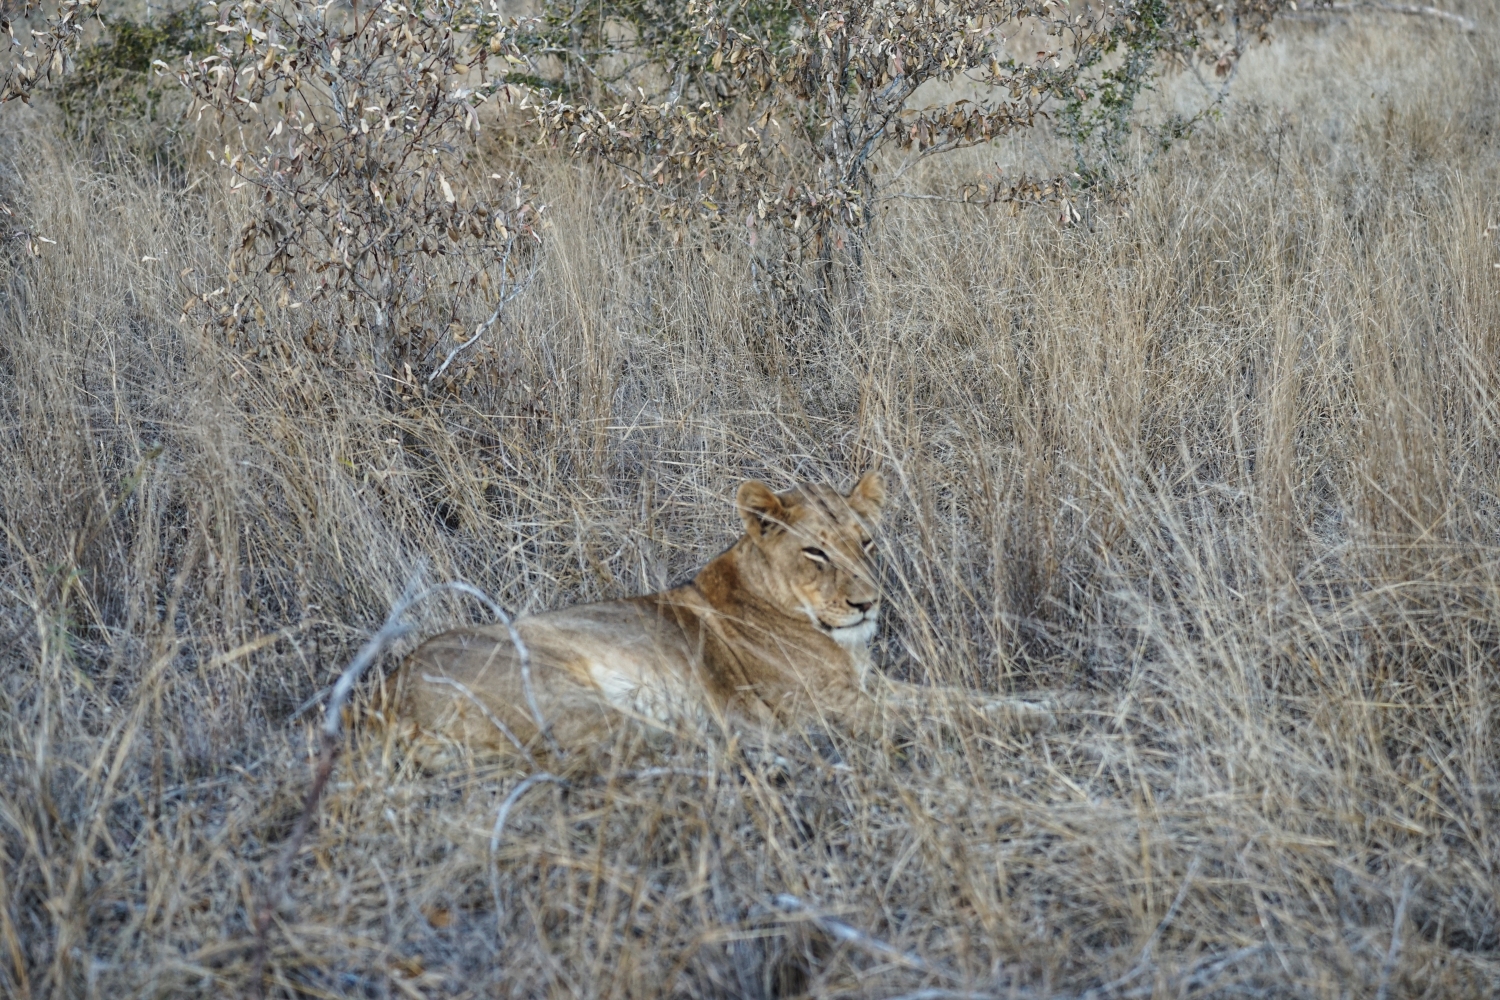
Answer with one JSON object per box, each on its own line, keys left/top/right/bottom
{"left": 2, "top": 8, "right": 1499, "bottom": 998}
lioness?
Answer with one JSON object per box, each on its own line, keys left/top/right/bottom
{"left": 395, "top": 472, "right": 1050, "bottom": 761}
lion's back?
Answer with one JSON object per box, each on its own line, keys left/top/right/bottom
{"left": 398, "top": 594, "right": 709, "bottom": 753}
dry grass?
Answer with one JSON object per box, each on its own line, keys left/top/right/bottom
{"left": 3, "top": 8, "right": 1500, "bottom": 998}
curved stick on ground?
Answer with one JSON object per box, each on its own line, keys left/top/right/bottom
{"left": 251, "top": 571, "right": 423, "bottom": 998}
{"left": 250, "top": 572, "right": 536, "bottom": 997}
{"left": 489, "top": 773, "right": 568, "bottom": 926}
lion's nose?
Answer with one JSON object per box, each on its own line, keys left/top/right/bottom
{"left": 848, "top": 600, "right": 874, "bottom": 614}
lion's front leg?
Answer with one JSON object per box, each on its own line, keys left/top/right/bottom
{"left": 875, "top": 678, "right": 1057, "bottom": 732}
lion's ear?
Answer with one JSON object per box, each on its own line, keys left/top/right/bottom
{"left": 736, "top": 481, "right": 785, "bottom": 539}
{"left": 847, "top": 470, "right": 886, "bottom": 523}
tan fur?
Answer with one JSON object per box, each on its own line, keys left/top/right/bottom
{"left": 393, "top": 472, "right": 1050, "bottom": 761}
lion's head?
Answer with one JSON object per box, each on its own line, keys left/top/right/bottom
{"left": 732, "top": 472, "right": 886, "bottom": 646}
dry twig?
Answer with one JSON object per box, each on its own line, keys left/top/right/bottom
{"left": 249, "top": 573, "right": 538, "bottom": 997}
{"left": 1297, "top": 1, "right": 1476, "bottom": 30}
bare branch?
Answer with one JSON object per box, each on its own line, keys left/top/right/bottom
{"left": 250, "top": 569, "right": 423, "bottom": 997}
{"left": 1306, "top": 1, "right": 1476, "bottom": 31}
{"left": 488, "top": 773, "right": 567, "bottom": 926}
{"left": 250, "top": 570, "right": 541, "bottom": 996}
{"left": 428, "top": 245, "right": 538, "bottom": 384}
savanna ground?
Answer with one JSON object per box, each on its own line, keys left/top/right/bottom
{"left": 3, "top": 4, "right": 1499, "bottom": 998}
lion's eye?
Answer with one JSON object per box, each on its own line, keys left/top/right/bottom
{"left": 861, "top": 537, "right": 875, "bottom": 553}
{"left": 802, "top": 547, "right": 829, "bottom": 565}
